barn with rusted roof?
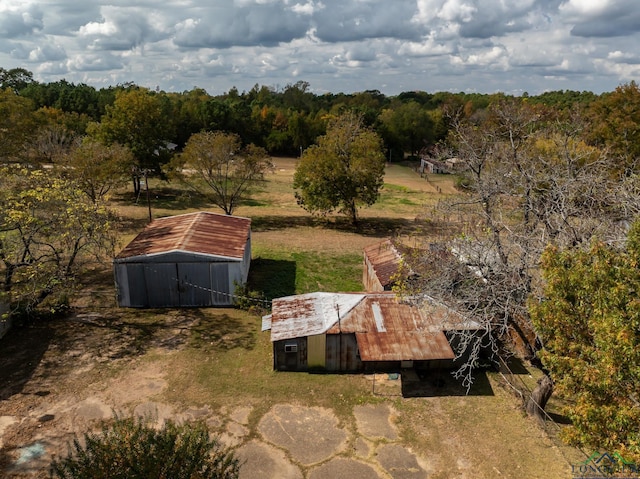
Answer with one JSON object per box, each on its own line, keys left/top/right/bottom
{"left": 113, "top": 211, "right": 251, "bottom": 307}
{"left": 262, "top": 291, "right": 480, "bottom": 372}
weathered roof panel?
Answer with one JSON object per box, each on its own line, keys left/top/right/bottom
{"left": 268, "top": 291, "right": 462, "bottom": 361}
{"left": 115, "top": 211, "right": 251, "bottom": 260}
{"left": 363, "top": 239, "right": 402, "bottom": 288}
{"left": 268, "top": 292, "right": 365, "bottom": 342}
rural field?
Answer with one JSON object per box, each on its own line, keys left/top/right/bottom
{"left": 0, "top": 158, "right": 584, "bottom": 478}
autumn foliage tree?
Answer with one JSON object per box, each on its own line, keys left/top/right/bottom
{"left": 0, "top": 166, "right": 118, "bottom": 317}
{"left": 293, "top": 111, "right": 386, "bottom": 225}
{"left": 165, "top": 131, "right": 273, "bottom": 215}
{"left": 59, "top": 138, "right": 134, "bottom": 204}
{"left": 530, "top": 222, "right": 640, "bottom": 462}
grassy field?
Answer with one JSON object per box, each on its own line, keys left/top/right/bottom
{"left": 0, "top": 158, "right": 583, "bottom": 478}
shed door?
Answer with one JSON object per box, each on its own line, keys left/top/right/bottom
{"left": 178, "top": 263, "right": 212, "bottom": 306}
{"left": 125, "top": 263, "right": 147, "bottom": 307}
{"left": 145, "top": 263, "right": 180, "bottom": 307}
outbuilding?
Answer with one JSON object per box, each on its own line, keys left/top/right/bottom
{"left": 363, "top": 239, "right": 403, "bottom": 291}
{"left": 262, "top": 291, "right": 472, "bottom": 373}
{"left": 113, "top": 211, "right": 251, "bottom": 308}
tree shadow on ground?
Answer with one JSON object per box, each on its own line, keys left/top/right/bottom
{"left": 250, "top": 214, "right": 430, "bottom": 238}
{"left": 112, "top": 186, "right": 211, "bottom": 212}
{"left": 0, "top": 323, "right": 55, "bottom": 400}
{"left": 0, "top": 308, "right": 221, "bottom": 402}
{"left": 188, "top": 311, "right": 256, "bottom": 352}
{"left": 247, "top": 258, "right": 296, "bottom": 300}
{"left": 401, "top": 368, "right": 494, "bottom": 398}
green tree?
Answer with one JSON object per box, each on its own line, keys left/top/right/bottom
{"left": 0, "top": 88, "right": 38, "bottom": 162}
{"left": 0, "top": 166, "right": 118, "bottom": 315}
{"left": 0, "top": 67, "right": 34, "bottom": 92}
{"left": 59, "top": 138, "right": 134, "bottom": 203}
{"left": 165, "top": 131, "right": 273, "bottom": 215}
{"left": 378, "top": 101, "right": 436, "bottom": 157}
{"left": 50, "top": 416, "right": 240, "bottom": 479}
{"left": 293, "top": 111, "right": 385, "bottom": 225}
{"left": 530, "top": 222, "right": 640, "bottom": 461}
{"left": 587, "top": 81, "right": 640, "bottom": 173}
{"left": 89, "top": 88, "right": 174, "bottom": 195}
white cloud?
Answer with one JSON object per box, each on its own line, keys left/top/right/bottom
{"left": 28, "top": 42, "right": 67, "bottom": 62}
{"left": 0, "top": 0, "right": 637, "bottom": 95}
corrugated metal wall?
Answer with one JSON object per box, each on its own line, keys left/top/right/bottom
{"left": 325, "top": 334, "right": 362, "bottom": 371}
{"left": 114, "top": 255, "right": 245, "bottom": 307}
{"left": 363, "top": 255, "right": 384, "bottom": 292}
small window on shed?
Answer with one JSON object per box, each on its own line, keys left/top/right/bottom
{"left": 284, "top": 342, "right": 298, "bottom": 353}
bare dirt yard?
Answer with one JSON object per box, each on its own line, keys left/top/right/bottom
{"left": 0, "top": 160, "right": 584, "bottom": 478}
{"left": 0, "top": 306, "right": 580, "bottom": 479}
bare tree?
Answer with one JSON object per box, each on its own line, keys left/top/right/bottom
{"left": 165, "top": 131, "right": 273, "bottom": 215}
{"left": 400, "top": 99, "right": 630, "bottom": 409}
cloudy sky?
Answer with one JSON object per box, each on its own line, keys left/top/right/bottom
{"left": 1, "top": 0, "right": 639, "bottom": 96}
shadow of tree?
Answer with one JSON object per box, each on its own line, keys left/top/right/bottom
{"left": 250, "top": 214, "right": 431, "bottom": 238}
{"left": 112, "top": 186, "right": 211, "bottom": 212}
{"left": 401, "top": 368, "right": 495, "bottom": 398}
{"left": 0, "top": 323, "right": 54, "bottom": 400}
{"left": 189, "top": 312, "right": 256, "bottom": 352}
{"left": 247, "top": 258, "right": 296, "bottom": 300}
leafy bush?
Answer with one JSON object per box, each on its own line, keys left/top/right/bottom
{"left": 50, "top": 416, "right": 240, "bottom": 479}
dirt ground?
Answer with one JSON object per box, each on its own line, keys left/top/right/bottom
{"left": 0, "top": 309, "right": 578, "bottom": 479}
{"left": 0, "top": 313, "right": 432, "bottom": 479}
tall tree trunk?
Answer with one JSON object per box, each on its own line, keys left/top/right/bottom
{"left": 526, "top": 374, "right": 553, "bottom": 422}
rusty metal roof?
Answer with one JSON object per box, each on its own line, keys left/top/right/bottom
{"left": 267, "top": 291, "right": 460, "bottom": 361}
{"left": 363, "top": 239, "right": 402, "bottom": 288}
{"left": 268, "top": 292, "right": 365, "bottom": 341}
{"left": 115, "top": 211, "right": 251, "bottom": 260}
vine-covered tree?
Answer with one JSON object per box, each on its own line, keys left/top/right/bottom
{"left": 293, "top": 111, "right": 386, "bottom": 225}
{"left": 530, "top": 222, "right": 640, "bottom": 462}
{"left": 0, "top": 166, "right": 118, "bottom": 316}
{"left": 165, "top": 131, "right": 273, "bottom": 215}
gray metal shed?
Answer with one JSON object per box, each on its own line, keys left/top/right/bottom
{"left": 113, "top": 211, "right": 251, "bottom": 308}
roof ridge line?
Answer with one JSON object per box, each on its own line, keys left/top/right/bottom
{"left": 176, "top": 211, "right": 202, "bottom": 250}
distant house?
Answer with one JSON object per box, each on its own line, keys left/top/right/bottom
{"left": 363, "top": 239, "right": 403, "bottom": 292}
{"left": 113, "top": 211, "right": 251, "bottom": 308}
{"left": 419, "top": 158, "right": 449, "bottom": 175}
{"left": 262, "top": 291, "right": 478, "bottom": 373}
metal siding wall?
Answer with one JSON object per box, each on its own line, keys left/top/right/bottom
{"left": 325, "top": 334, "right": 362, "bottom": 371}
{"left": 145, "top": 263, "right": 180, "bottom": 307}
{"left": 307, "top": 334, "right": 326, "bottom": 369}
{"left": 178, "top": 263, "right": 212, "bottom": 306}
{"left": 242, "top": 237, "right": 251, "bottom": 283}
{"left": 113, "top": 263, "right": 130, "bottom": 307}
{"left": 273, "top": 338, "right": 307, "bottom": 371}
{"left": 210, "top": 263, "right": 231, "bottom": 305}
{"left": 126, "top": 263, "right": 148, "bottom": 307}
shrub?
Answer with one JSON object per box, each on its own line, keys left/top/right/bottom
{"left": 50, "top": 416, "right": 240, "bottom": 479}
